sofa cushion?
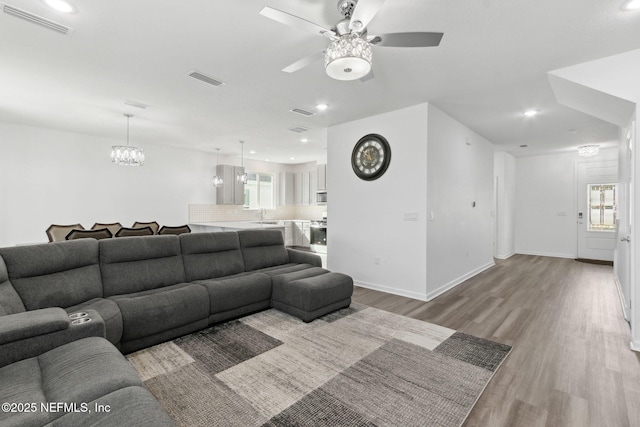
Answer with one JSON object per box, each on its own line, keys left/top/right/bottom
{"left": 110, "top": 283, "right": 209, "bottom": 342}
{"left": 0, "top": 337, "right": 143, "bottom": 426}
{"left": 194, "top": 272, "right": 271, "bottom": 315}
{"left": 100, "top": 235, "right": 186, "bottom": 297}
{"left": 180, "top": 232, "right": 245, "bottom": 281}
{"left": 0, "top": 239, "right": 102, "bottom": 311}
{"left": 254, "top": 263, "right": 318, "bottom": 277}
{"left": 66, "top": 298, "right": 123, "bottom": 345}
{"left": 237, "top": 229, "right": 289, "bottom": 271}
{"left": 0, "top": 256, "right": 25, "bottom": 315}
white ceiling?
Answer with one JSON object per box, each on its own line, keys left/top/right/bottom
{"left": 1, "top": 0, "right": 639, "bottom": 163}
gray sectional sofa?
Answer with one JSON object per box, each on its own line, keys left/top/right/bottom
{"left": 0, "top": 229, "right": 353, "bottom": 426}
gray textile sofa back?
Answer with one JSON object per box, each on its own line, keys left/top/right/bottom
{"left": 100, "top": 235, "right": 209, "bottom": 353}
{"left": 0, "top": 230, "right": 351, "bottom": 355}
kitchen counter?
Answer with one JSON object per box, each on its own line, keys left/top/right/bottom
{"left": 189, "top": 221, "right": 287, "bottom": 231}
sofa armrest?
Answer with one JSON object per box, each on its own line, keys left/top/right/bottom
{"left": 287, "top": 248, "right": 322, "bottom": 267}
{"left": 0, "top": 308, "right": 106, "bottom": 368}
{"left": 0, "top": 307, "right": 69, "bottom": 345}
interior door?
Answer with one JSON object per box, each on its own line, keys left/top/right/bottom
{"left": 577, "top": 161, "right": 618, "bottom": 261}
{"left": 615, "top": 122, "right": 634, "bottom": 321}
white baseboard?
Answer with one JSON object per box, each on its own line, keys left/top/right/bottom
{"left": 514, "top": 250, "right": 576, "bottom": 259}
{"left": 630, "top": 340, "right": 640, "bottom": 353}
{"left": 426, "top": 261, "right": 496, "bottom": 302}
{"left": 355, "top": 280, "right": 428, "bottom": 302}
{"left": 494, "top": 251, "right": 515, "bottom": 260}
{"left": 613, "top": 274, "right": 630, "bottom": 322}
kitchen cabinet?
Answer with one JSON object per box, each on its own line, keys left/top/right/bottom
{"left": 279, "top": 171, "right": 317, "bottom": 206}
{"left": 283, "top": 221, "right": 294, "bottom": 246}
{"left": 215, "top": 165, "right": 245, "bottom": 205}
{"left": 279, "top": 172, "right": 295, "bottom": 206}
{"left": 317, "top": 164, "right": 327, "bottom": 191}
{"left": 292, "top": 221, "right": 311, "bottom": 247}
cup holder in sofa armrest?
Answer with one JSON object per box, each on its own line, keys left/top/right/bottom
{"left": 70, "top": 317, "right": 92, "bottom": 326}
{"left": 68, "top": 312, "right": 89, "bottom": 320}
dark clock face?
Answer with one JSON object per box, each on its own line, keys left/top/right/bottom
{"left": 351, "top": 134, "right": 391, "bottom": 181}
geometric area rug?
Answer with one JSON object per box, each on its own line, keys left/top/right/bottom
{"left": 127, "top": 303, "right": 511, "bottom": 427}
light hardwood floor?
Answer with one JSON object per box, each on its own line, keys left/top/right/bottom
{"left": 351, "top": 254, "right": 640, "bottom": 427}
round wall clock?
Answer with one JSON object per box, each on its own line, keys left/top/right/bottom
{"left": 351, "top": 133, "right": 391, "bottom": 181}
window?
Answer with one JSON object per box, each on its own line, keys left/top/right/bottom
{"left": 588, "top": 183, "right": 617, "bottom": 232}
{"left": 244, "top": 172, "right": 275, "bottom": 209}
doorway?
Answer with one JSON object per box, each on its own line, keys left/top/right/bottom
{"left": 577, "top": 161, "right": 618, "bottom": 261}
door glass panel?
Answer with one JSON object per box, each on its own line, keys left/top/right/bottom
{"left": 588, "top": 183, "right": 617, "bottom": 231}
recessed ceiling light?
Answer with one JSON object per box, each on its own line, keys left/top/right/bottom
{"left": 290, "top": 157, "right": 296, "bottom": 160}
{"left": 249, "top": 150, "right": 256, "bottom": 154}
{"left": 316, "top": 104, "right": 329, "bottom": 111}
{"left": 265, "top": 159, "right": 270, "bottom": 162}
{"left": 300, "top": 138, "right": 309, "bottom": 143}
{"left": 43, "top": 0, "right": 75, "bottom": 13}
{"left": 523, "top": 109, "right": 538, "bottom": 117}
{"left": 623, "top": 0, "right": 640, "bottom": 10}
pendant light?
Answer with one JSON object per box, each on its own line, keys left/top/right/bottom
{"left": 111, "top": 114, "right": 145, "bottom": 166}
{"left": 212, "top": 148, "right": 224, "bottom": 187}
{"left": 237, "top": 141, "right": 248, "bottom": 184}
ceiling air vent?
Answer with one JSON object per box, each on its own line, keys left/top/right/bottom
{"left": 288, "top": 126, "right": 310, "bottom": 133}
{"left": 187, "top": 71, "right": 225, "bottom": 87}
{"left": 3, "top": 4, "right": 72, "bottom": 35}
{"left": 289, "top": 108, "right": 315, "bottom": 117}
{"left": 124, "top": 100, "right": 150, "bottom": 109}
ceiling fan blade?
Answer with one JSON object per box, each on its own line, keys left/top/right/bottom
{"left": 349, "top": 0, "right": 386, "bottom": 31}
{"left": 359, "top": 69, "right": 375, "bottom": 82}
{"left": 371, "top": 32, "right": 444, "bottom": 47}
{"left": 282, "top": 51, "right": 325, "bottom": 73}
{"left": 260, "top": 7, "right": 335, "bottom": 38}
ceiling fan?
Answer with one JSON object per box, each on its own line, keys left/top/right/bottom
{"left": 260, "top": 0, "right": 444, "bottom": 81}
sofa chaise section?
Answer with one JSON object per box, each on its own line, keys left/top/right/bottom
{"left": 99, "top": 235, "right": 209, "bottom": 353}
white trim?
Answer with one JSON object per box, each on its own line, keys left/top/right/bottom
{"left": 426, "top": 261, "right": 496, "bottom": 301}
{"left": 613, "top": 273, "right": 631, "bottom": 322}
{"left": 514, "top": 250, "right": 576, "bottom": 259}
{"left": 631, "top": 340, "right": 640, "bottom": 352}
{"left": 354, "top": 281, "right": 428, "bottom": 302}
{"left": 495, "top": 251, "right": 515, "bottom": 260}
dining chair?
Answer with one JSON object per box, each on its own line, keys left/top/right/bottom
{"left": 131, "top": 221, "right": 160, "bottom": 234}
{"left": 115, "top": 226, "right": 154, "bottom": 237}
{"left": 66, "top": 228, "right": 113, "bottom": 240}
{"left": 91, "top": 222, "right": 122, "bottom": 235}
{"left": 46, "top": 224, "right": 85, "bottom": 242}
{"left": 158, "top": 225, "right": 192, "bottom": 235}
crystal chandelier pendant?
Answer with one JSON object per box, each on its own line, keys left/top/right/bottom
{"left": 111, "top": 114, "right": 144, "bottom": 166}
{"left": 325, "top": 33, "right": 372, "bottom": 81}
{"left": 213, "top": 148, "right": 224, "bottom": 187}
{"left": 236, "top": 141, "right": 248, "bottom": 184}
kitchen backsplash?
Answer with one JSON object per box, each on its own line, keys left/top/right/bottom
{"left": 189, "top": 204, "right": 327, "bottom": 223}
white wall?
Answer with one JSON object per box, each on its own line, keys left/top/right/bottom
{"left": 327, "top": 103, "right": 429, "bottom": 300}
{"left": 327, "top": 103, "right": 496, "bottom": 301}
{"left": 514, "top": 149, "right": 618, "bottom": 258}
{"left": 426, "top": 105, "right": 495, "bottom": 299}
{"left": 0, "top": 122, "right": 220, "bottom": 246}
{"left": 494, "top": 152, "right": 516, "bottom": 259}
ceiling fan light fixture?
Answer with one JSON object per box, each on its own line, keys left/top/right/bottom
{"left": 325, "top": 34, "right": 372, "bottom": 81}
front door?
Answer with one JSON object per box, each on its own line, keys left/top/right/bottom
{"left": 577, "top": 161, "right": 618, "bottom": 261}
